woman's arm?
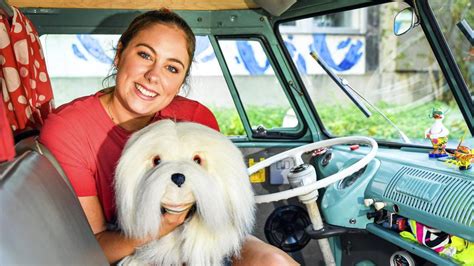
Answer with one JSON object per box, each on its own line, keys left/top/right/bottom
{"left": 80, "top": 196, "right": 189, "bottom": 264}
{"left": 80, "top": 196, "right": 141, "bottom": 263}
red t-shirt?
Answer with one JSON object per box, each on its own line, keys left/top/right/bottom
{"left": 39, "top": 92, "right": 219, "bottom": 222}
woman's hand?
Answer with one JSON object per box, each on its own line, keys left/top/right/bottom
{"left": 139, "top": 208, "right": 191, "bottom": 245}
{"left": 79, "top": 196, "right": 191, "bottom": 263}
{"left": 156, "top": 210, "right": 190, "bottom": 238}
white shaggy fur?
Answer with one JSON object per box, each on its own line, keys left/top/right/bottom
{"left": 115, "top": 120, "right": 255, "bottom": 266}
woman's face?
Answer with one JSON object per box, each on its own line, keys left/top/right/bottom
{"left": 114, "top": 23, "right": 190, "bottom": 118}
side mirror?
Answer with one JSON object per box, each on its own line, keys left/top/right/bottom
{"left": 394, "top": 7, "right": 416, "bottom": 36}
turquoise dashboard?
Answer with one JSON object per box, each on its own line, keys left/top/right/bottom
{"left": 317, "top": 145, "right": 473, "bottom": 264}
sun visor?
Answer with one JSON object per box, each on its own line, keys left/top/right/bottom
{"left": 254, "top": 0, "right": 297, "bottom": 16}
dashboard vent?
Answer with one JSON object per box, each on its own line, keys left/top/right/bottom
{"left": 384, "top": 167, "right": 473, "bottom": 227}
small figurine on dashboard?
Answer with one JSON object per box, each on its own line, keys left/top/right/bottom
{"left": 425, "top": 108, "right": 449, "bottom": 158}
{"left": 446, "top": 136, "right": 474, "bottom": 170}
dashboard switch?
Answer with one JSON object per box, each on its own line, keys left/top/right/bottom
{"left": 374, "top": 202, "right": 387, "bottom": 211}
{"left": 364, "top": 198, "right": 375, "bottom": 207}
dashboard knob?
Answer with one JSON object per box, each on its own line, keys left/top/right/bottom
{"left": 364, "top": 198, "right": 375, "bottom": 207}
{"left": 374, "top": 202, "right": 387, "bottom": 211}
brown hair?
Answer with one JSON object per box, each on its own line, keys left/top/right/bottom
{"left": 103, "top": 9, "right": 195, "bottom": 90}
{"left": 119, "top": 9, "right": 195, "bottom": 68}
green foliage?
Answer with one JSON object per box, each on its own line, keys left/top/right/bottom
{"left": 211, "top": 106, "right": 288, "bottom": 136}
{"left": 211, "top": 101, "right": 469, "bottom": 142}
{"left": 212, "top": 107, "right": 244, "bottom": 136}
{"left": 318, "top": 100, "right": 468, "bottom": 141}
{"left": 246, "top": 106, "right": 288, "bottom": 129}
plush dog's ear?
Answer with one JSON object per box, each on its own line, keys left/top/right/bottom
{"left": 186, "top": 124, "right": 256, "bottom": 234}
{"left": 115, "top": 138, "right": 146, "bottom": 236}
{"left": 216, "top": 157, "right": 256, "bottom": 234}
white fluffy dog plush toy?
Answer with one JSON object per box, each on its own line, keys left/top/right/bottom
{"left": 115, "top": 120, "right": 255, "bottom": 266}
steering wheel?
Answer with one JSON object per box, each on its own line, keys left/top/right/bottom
{"left": 248, "top": 136, "right": 378, "bottom": 204}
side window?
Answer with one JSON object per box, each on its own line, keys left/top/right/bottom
{"left": 218, "top": 38, "right": 300, "bottom": 134}
{"left": 40, "top": 34, "right": 118, "bottom": 106}
{"left": 278, "top": 2, "right": 469, "bottom": 144}
{"left": 178, "top": 36, "right": 243, "bottom": 136}
{"left": 39, "top": 34, "right": 243, "bottom": 136}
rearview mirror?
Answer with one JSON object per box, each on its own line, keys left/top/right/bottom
{"left": 394, "top": 7, "right": 415, "bottom": 36}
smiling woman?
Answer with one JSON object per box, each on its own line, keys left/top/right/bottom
{"left": 38, "top": 9, "right": 221, "bottom": 263}
{"left": 108, "top": 22, "right": 192, "bottom": 131}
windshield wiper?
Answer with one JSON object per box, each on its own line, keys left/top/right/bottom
{"left": 309, "top": 51, "right": 411, "bottom": 144}
{"left": 310, "top": 51, "right": 371, "bottom": 118}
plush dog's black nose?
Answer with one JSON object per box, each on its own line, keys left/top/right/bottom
{"left": 171, "top": 173, "right": 185, "bottom": 187}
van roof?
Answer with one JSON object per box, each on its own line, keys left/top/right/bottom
{"left": 9, "top": 0, "right": 259, "bottom": 10}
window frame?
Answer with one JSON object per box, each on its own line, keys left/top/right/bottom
{"left": 214, "top": 34, "right": 307, "bottom": 140}
{"left": 279, "top": 8, "right": 367, "bottom": 35}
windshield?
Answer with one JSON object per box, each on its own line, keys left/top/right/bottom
{"left": 428, "top": 0, "right": 473, "bottom": 100}
{"left": 278, "top": 1, "right": 469, "bottom": 146}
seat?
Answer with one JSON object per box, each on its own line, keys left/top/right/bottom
{"left": 15, "top": 135, "right": 73, "bottom": 192}
{"left": 0, "top": 148, "right": 108, "bottom": 264}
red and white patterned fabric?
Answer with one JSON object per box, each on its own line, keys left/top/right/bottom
{"left": 0, "top": 7, "right": 53, "bottom": 162}
{"left": 0, "top": 93, "right": 14, "bottom": 161}
{"left": 0, "top": 7, "right": 53, "bottom": 130}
